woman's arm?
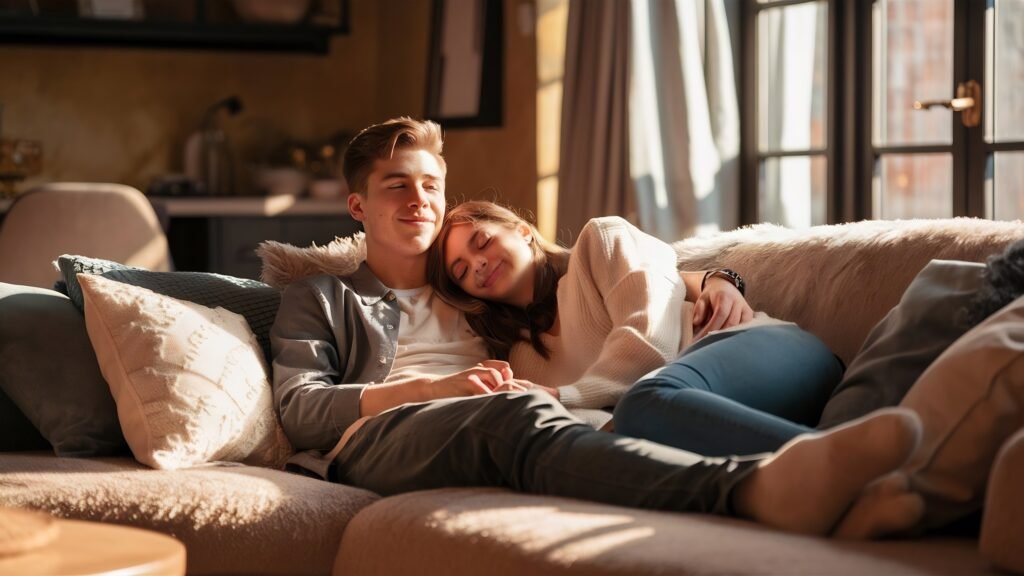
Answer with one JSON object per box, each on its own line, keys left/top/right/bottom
{"left": 680, "top": 270, "right": 755, "bottom": 339}
{"left": 554, "top": 218, "right": 687, "bottom": 410}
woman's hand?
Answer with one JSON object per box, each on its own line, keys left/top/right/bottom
{"left": 692, "top": 277, "right": 754, "bottom": 340}
{"left": 493, "top": 379, "right": 561, "bottom": 400}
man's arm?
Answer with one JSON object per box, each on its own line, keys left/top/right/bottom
{"left": 271, "top": 280, "right": 366, "bottom": 451}
{"left": 272, "top": 279, "right": 518, "bottom": 450}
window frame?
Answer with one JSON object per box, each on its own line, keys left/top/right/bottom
{"left": 741, "top": 0, "right": 1011, "bottom": 225}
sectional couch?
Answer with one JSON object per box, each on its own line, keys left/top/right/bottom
{"left": 1, "top": 217, "right": 1023, "bottom": 576}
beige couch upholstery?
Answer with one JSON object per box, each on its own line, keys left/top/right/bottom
{"left": 336, "top": 489, "right": 988, "bottom": 576}
{"left": 0, "top": 453, "right": 377, "bottom": 575}
{"left": 0, "top": 183, "right": 171, "bottom": 289}
{"left": 1, "top": 217, "right": 1022, "bottom": 575}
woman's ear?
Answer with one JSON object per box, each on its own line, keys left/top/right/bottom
{"left": 517, "top": 223, "right": 533, "bottom": 244}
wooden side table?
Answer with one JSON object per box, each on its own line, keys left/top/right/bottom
{"left": 0, "top": 515, "right": 185, "bottom": 576}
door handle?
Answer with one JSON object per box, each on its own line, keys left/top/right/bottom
{"left": 913, "top": 80, "right": 981, "bottom": 128}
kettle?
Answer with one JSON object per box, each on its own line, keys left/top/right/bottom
{"left": 184, "top": 96, "right": 243, "bottom": 196}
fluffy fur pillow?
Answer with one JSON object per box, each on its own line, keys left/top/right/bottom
{"left": 257, "top": 233, "right": 365, "bottom": 289}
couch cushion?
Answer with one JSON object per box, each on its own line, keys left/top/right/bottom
{"left": 0, "top": 453, "right": 378, "bottom": 576}
{"left": 57, "top": 255, "right": 280, "bottom": 362}
{"left": 0, "top": 282, "right": 127, "bottom": 456}
{"left": 336, "top": 488, "right": 985, "bottom": 576}
{"left": 899, "top": 293, "right": 1024, "bottom": 531}
{"left": 818, "top": 260, "right": 985, "bottom": 428}
{"left": 981, "top": 428, "right": 1024, "bottom": 574}
{"left": 79, "top": 274, "right": 292, "bottom": 471}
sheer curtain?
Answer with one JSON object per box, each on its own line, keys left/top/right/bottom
{"left": 558, "top": 0, "right": 740, "bottom": 242}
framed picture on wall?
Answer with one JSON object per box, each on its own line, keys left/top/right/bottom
{"left": 425, "top": 0, "right": 503, "bottom": 129}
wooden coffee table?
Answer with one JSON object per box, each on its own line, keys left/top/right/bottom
{"left": 0, "top": 513, "right": 185, "bottom": 576}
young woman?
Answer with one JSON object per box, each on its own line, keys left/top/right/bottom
{"left": 427, "top": 200, "right": 843, "bottom": 456}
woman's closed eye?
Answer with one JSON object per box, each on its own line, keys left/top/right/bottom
{"left": 451, "top": 261, "right": 467, "bottom": 281}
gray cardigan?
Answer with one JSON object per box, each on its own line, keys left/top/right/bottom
{"left": 270, "top": 262, "right": 400, "bottom": 453}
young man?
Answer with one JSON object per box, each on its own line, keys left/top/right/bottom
{"left": 270, "top": 117, "right": 923, "bottom": 536}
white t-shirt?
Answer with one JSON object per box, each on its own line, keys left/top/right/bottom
{"left": 384, "top": 286, "right": 489, "bottom": 383}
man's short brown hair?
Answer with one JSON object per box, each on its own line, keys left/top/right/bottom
{"left": 342, "top": 117, "right": 446, "bottom": 195}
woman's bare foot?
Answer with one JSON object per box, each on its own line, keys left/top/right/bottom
{"left": 831, "top": 472, "right": 924, "bottom": 539}
{"left": 731, "top": 408, "right": 922, "bottom": 535}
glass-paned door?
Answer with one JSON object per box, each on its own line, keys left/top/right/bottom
{"left": 871, "top": 0, "right": 958, "bottom": 219}
{"left": 985, "top": 0, "right": 1024, "bottom": 219}
{"left": 871, "top": 0, "right": 1024, "bottom": 220}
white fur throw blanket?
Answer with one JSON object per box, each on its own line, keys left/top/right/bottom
{"left": 257, "top": 218, "right": 1022, "bottom": 364}
{"left": 674, "top": 218, "right": 1022, "bottom": 363}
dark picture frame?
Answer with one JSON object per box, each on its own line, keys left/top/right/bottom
{"left": 425, "top": 0, "right": 503, "bottom": 129}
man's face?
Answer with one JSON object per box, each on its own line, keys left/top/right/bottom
{"left": 348, "top": 148, "right": 446, "bottom": 259}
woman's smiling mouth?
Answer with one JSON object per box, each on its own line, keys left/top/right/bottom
{"left": 482, "top": 261, "right": 503, "bottom": 288}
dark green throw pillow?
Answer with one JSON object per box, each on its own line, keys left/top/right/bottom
{"left": 0, "top": 283, "right": 128, "bottom": 456}
{"left": 57, "top": 255, "right": 281, "bottom": 362}
{"left": 0, "top": 386, "right": 50, "bottom": 452}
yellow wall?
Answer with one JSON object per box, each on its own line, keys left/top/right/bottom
{"left": 0, "top": 0, "right": 536, "bottom": 211}
{"left": 433, "top": 0, "right": 537, "bottom": 215}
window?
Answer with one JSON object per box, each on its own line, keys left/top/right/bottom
{"left": 743, "top": 0, "right": 1024, "bottom": 225}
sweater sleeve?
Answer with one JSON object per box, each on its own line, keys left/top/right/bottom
{"left": 556, "top": 217, "right": 687, "bottom": 410}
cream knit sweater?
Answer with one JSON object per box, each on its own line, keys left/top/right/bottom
{"left": 509, "top": 217, "right": 694, "bottom": 428}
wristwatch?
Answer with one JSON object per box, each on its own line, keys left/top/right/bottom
{"left": 701, "top": 268, "right": 746, "bottom": 296}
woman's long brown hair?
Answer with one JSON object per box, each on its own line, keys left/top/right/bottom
{"left": 427, "top": 201, "right": 570, "bottom": 360}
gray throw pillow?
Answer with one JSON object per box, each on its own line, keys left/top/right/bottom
{"left": 57, "top": 255, "right": 281, "bottom": 362}
{"left": 0, "top": 282, "right": 128, "bottom": 456}
{"left": 0, "top": 387, "right": 50, "bottom": 452}
{"left": 818, "top": 260, "right": 985, "bottom": 429}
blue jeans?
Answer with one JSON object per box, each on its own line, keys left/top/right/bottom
{"left": 614, "top": 325, "right": 842, "bottom": 456}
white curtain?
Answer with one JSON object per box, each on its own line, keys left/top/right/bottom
{"left": 559, "top": 0, "right": 740, "bottom": 242}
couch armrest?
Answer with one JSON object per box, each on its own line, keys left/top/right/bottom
{"left": 981, "top": 428, "right": 1024, "bottom": 575}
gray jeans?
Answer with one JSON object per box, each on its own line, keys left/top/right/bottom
{"left": 332, "top": 390, "right": 762, "bottom": 515}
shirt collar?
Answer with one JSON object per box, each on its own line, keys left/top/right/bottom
{"left": 349, "top": 261, "right": 393, "bottom": 306}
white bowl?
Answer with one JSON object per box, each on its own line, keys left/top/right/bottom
{"left": 255, "top": 167, "right": 308, "bottom": 197}
{"left": 309, "top": 179, "right": 346, "bottom": 199}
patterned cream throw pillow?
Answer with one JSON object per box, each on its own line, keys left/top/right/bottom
{"left": 79, "top": 274, "right": 292, "bottom": 470}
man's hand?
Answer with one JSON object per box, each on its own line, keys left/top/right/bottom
{"left": 692, "top": 277, "right": 754, "bottom": 340}
{"left": 420, "top": 360, "right": 515, "bottom": 400}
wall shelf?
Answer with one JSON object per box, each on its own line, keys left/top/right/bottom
{"left": 0, "top": 1, "right": 349, "bottom": 54}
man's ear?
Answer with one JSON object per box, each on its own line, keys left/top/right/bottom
{"left": 348, "top": 193, "right": 366, "bottom": 222}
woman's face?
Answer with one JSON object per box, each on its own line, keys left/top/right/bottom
{"left": 443, "top": 221, "right": 537, "bottom": 307}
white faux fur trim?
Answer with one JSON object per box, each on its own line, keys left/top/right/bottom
{"left": 256, "top": 232, "right": 366, "bottom": 289}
